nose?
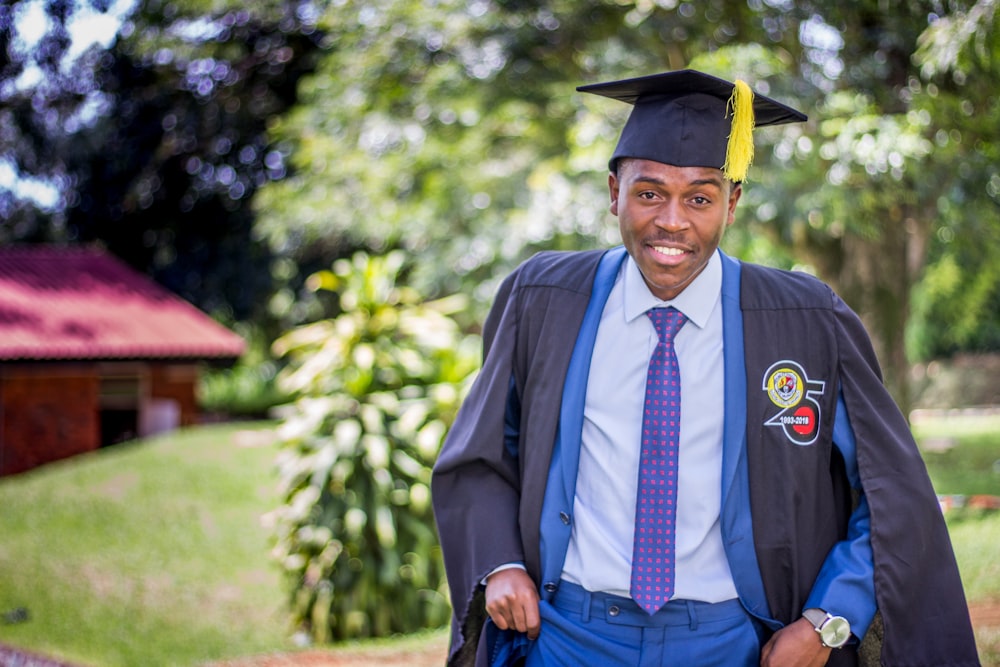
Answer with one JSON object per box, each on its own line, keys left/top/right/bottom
{"left": 654, "top": 200, "right": 688, "bottom": 231}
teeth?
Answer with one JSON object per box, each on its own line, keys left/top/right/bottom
{"left": 652, "top": 246, "right": 684, "bottom": 256}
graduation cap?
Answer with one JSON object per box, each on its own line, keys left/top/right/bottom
{"left": 577, "top": 69, "right": 807, "bottom": 182}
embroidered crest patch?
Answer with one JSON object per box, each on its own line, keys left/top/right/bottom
{"left": 762, "top": 360, "right": 825, "bottom": 445}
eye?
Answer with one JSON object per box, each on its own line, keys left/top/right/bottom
{"left": 691, "top": 196, "right": 711, "bottom": 206}
{"left": 638, "top": 191, "right": 657, "bottom": 200}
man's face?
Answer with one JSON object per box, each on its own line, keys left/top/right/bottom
{"left": 609, "top": 158, "right": 741, "bottom": 301}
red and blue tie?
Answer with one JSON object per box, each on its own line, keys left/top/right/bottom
{"left": 630, "top": 306, "right": 686, "bottom": 615}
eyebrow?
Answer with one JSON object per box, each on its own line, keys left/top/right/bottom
{"left": 631, "top": 175, "right": 724, "bottom": 189}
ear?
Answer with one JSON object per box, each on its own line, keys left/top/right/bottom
{"left": 726, "top": 182, "right": 742, "bottom": 226}
{"left": 608, "top": 171, "right": 620, "bottom": 216}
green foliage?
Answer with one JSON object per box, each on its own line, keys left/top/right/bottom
{"left": 268, "top": 251, "right": 480, "bottom": 642}
{"left": 910, "top": 251, "right": 1000, "bottom": 359}
{"left": 254, "top": 0, "right": 601, "bottom": 311}
{"left": 1, "top": 0, "right": 326, "bottom": 322}
{"left": 907, "top": 0, "right": 1000, "bottom": 360}
{"left": 199, "top": 324, "right": 291, "bottom": 416}
{"left": 8, "top": 0, "right": 1000, "bottom": 408}
{"left": 251, "top": 0, "right": 1000, "bottom": 411}
{"left": 199, "top": 360, "right": 289, "bottom": 416}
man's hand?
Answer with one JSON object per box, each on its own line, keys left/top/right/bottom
{"left": 484, "top": 568, "right": 541, "bottom": 639}
{"left": 760, "top": 617, "right": 832, "bottom": 667}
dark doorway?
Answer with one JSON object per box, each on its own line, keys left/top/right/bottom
{"left": 100, "top": 408, "right": 138, "bottom": 446}
{"left": 99, "top": 376, "right": 141, "bottom": 447}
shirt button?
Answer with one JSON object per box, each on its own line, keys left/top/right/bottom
{"left": 608, "top": 605, "right": 620, "bottom": 617}
{"left": 543, "top": 582, "right": 558, "bottom": 593}
{"left": 559, "top": 511, "right": 570, "bottom": 525}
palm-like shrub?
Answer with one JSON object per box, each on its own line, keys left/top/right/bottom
{"left": 267, "top": 251, "right": 479, "bottom": 641}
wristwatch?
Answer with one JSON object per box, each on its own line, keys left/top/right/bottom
{"left": 802, "top": 608, "right": 852, "bottom": 649}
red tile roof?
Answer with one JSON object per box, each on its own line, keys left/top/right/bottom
{"left": 0, "top": 246, "right": 246, "bottom": 361}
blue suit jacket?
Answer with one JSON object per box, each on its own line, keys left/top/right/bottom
{"left": 536, "top": 246, "right": 871, "bottom": 629}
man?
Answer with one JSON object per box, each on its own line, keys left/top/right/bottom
{"left": 431, "top": 70, "right": 979, "bottom": 666}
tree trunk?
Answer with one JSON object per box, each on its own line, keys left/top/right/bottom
{"left": 827, "top": 204, "right": 929, "bottom": 418}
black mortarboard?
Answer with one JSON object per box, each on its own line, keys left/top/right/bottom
{"left": 577, "top": 69, "right": 807, "bottom": 181}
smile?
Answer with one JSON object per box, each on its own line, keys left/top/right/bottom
{"left": 651, "top": 246, "right": 685, "bottom": 257}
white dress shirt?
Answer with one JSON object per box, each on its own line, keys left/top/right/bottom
{"left": 561, "top": 251, "right": 738, "bottom": 602}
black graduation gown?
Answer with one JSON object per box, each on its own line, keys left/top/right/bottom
{"left": 432, "top": 249, "right": 979, "bottom": 667}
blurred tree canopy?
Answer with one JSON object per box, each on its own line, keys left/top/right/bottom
{"left": 1, "top": 0, "right": 325, "bottom": 323}
{"left": 908, "top": 0, "right": 1000, "bottom": 360}
{"left": 3, "top": 0, "right": 999, "bottom": 409}
{"left": 255, "top": 0, "right": 1000, "bottom": 410}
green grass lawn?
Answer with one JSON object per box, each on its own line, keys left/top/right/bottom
{"left": 915, "top": 412, "right": 1000, "bottom": 495}
{"left": 0, "top": 422, "right": 293, "bottom": 667}
{"left": 914, "top": 412, "right": 1000, "bottom": 666}
{"left": 914, "top": 412, "right": 1000, "bottom": 602}
{"left": 0, "top": 414, "right": 997, "bottom": 666}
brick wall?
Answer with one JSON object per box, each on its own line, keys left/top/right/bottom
{"left": 149, "top": 363, "right": 201, "bottom": 427}
{"left": 0, "top": 365, "right": 100, "bottom": 476}
{"left": 0, "top": 362, "right": 204, "bottom": 476}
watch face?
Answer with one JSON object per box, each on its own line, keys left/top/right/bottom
{"left": 820, "top": 616, "right": 852, "bottom": 648}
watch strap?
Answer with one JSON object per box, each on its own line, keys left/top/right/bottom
{"left": 802, "top": 607, "right": 828, "bottom": 629}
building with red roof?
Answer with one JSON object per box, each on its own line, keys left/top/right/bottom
{"left": 0, "top": 245, "right": 246, "bottom": 476}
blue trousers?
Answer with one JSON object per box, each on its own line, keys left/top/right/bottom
{"left": 524, "top": 581, "right": 762, "bottom": 667}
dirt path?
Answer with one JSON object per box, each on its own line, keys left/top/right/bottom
{"left": 971, "top": 599, "right": 1000, "bottom": 629}
{"left": 207, "top": 632, "right": 448, "bottom": 667}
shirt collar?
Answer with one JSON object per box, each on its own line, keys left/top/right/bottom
{"left": 623, "top": 250, "right": 722, "bottom": 329}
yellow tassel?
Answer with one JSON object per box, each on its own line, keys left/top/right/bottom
{"left": 723, "top": 79, "right": 755, "bottom": 183}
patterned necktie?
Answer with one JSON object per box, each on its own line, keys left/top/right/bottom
{"left": 630, "top": 306, "right": 687, "bottom": 615}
